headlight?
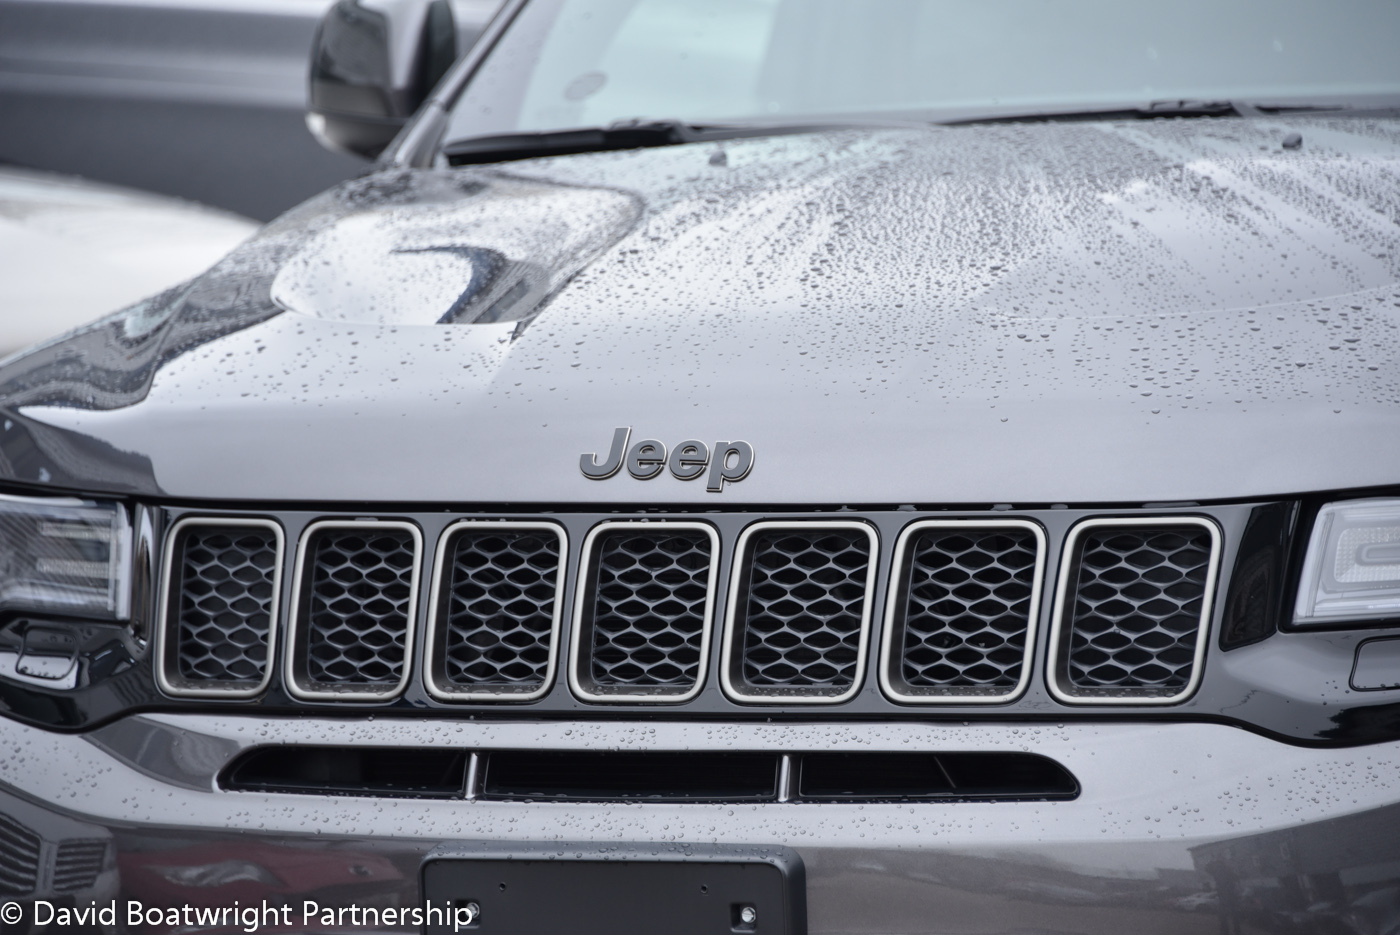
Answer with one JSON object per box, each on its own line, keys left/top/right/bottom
{"left": 1294, "top": 499, "right": 1400, "bottom": 625}
{"left": 0, "top": 493, "right": 131, "bottom": 619}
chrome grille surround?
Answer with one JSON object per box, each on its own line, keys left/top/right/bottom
{"left": 878, "top": 519, "right": 1047, "bottom": 705}
{"left": 569, "top": 521, "right": 720, "bottom": 703}
{"left": 1046, "top": 516, "right": 1222, "bottom": 706}
{"left": 155, "top": 517, "right": 284, "bottom": 699}
{"left": 423, "top": 521, "right": 568, "bottom": 703}
{"left": 720, "top": 520, "right": 879, "bottom": 704}
{"left": 284, "top": 519, "right": 423, "bottom": 702}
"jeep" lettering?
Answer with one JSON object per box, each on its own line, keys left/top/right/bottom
{"left": 579, "top": 427, "right": 754, "bottom": 492}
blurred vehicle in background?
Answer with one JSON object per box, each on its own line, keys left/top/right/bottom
{"left": 0, "top": 166, "right": 257, "bottom": 357}
{"left": 0, "top": 0, "right": 502, "bottom": 221}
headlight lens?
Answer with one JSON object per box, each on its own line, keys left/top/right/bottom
{"left": 1295, "top": 499, "right": 1400, "bottom": 625}
{"left": 0, "top": 493, "right": 130, "bottom": 619}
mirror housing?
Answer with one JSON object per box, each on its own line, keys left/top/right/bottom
{"left": 306, "top": 0, "right": 458, "bottom": 160}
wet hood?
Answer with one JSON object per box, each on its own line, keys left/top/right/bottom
{"left": 2, "top": 116, "right": 1399, "bottom": 504}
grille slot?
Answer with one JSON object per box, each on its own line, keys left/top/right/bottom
{"left": 570, "top": 522, "right": 719, "bottom": 702}
{"left": 798, "top": 752, "right": 1078, "bottom": 802}
{"left": 1049, "top": 518, "right": 1221, "bottom": 704}
{"left": 286, "top": 520, "right": 422, "bottom": 702}
{"left": 0, "top": 813, "right": 41, "bottom": 896}
{"left": 157, "top": 518, "right": 283, "bottom": 699}
{"left": 425, "top": 522, "right": 566, "bottom": 702}
{"left": 880, "top": 521, "right": 1045, "bottom": 704}
{"left": 482, "top": 751, "right": 778, "bottom": 801}
{"left": 222, "top": 746, "right": 468, "bottom": 798}
{"left": 53, "top": 840, "right": 108, "bottom": 893}
{"left": 722, "top": 522, "right": 877, "bottom": 703}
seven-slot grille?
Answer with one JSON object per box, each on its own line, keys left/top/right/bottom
{"left": 1048, "top": 518, "right": 1221, "bottom": 705}
{"left": 570, "top": 522, "right": 719, "bottom": 702}
{"left": 52, "top": 840, "right": 107, "bottom": 893}
{"left": 425, "top": 522, "right": 566, "bottom": 702}
{"left": 722, "top": 522, "right": 878, "bottom": 703}
{"left": 881, "top": 521, "right": 1045, "bottom": 703}
{"left": 285, "top": 520, "right": 422, "bottom": 701}
{"left": 157, "top": 518, "right": 283, "bottom": 698}
{"left": 155, "top": 512, "right": 1225, "bottom": 707}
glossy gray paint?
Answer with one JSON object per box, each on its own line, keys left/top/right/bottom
{"left": 4, "top": 712, "right": 1400, "bottom": 933}
{"left": 1, "top": 116, "right": 1396, "bottom": 504}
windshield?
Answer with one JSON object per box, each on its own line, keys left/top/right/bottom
{"left": 446, "top": 0, "right": 1400, "bottom": 142}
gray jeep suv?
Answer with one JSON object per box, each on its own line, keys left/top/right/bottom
{"left": 1, "top": 1, "right": 1399, "bottom": 933}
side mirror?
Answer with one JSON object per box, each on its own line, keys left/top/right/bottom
{"left": 306, "top": 0, "right": 458, "bottom": 160}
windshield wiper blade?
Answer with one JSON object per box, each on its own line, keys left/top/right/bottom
{"left": 444, "top": 118, "right": 864, "bottom": 165}
{"left": 940, "top": 99, "right": 1350, "bottom": 126}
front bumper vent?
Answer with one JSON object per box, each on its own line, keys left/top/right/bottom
{"left": 0, "top": 813, "right": 41, "bottom": 896}
{"left": 570, "top": 522, "right": 718, "bottom": 703}
{"left": 880, "top": 521, "right": 1045, "bottom": 704}
{"left": 1049, "top": 518, "right": 1221, "bottom": 704}
{"left": 157, "top": 518, "right": 283, "bottom": 699}
{"left": 52, "top": 840, "right": 108, "bottom": 893}
{"left": 219, "top": 747, "right": 1077, "bottom": 803}
{"left": 285, "top": 520, "right": 422, "bottom": 702}
{"left": 425, "top": 522, "right": 566, "bottom": 702}
{"left": 722, "top": 522, "right": 878, "bottom": 704}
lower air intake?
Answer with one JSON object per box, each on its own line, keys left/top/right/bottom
{"left": 882, "top": 521, "right": 1044, "bottom": 703}
{"left": 159, "top": 519, "right": 282, "bottom": 698}
{"left": 287, "top": 521, "right": 422, "bottom": 701}
{"left": 723, "top": 522, "right": 877, "bottom": 703}
{"left": 426, "top": 523, "right": 565, "bottom": 702}
{"left": 1051, "top": 518, "right": 1220, "bottom": 704}
{"left": 571, "top": 523, "right": 718, "bottom": 702}
{"left": 0, "top": 813, "right": 41, "bottom": 896}
{"left": 53, "top": 840, "right": 108, "bottom": 893}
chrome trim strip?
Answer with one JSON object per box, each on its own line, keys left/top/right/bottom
{"left": 422, "top": 520, "right": 568, "bottom": 703}
{"left": 568, "top": 520, "right": 720, "bottom": 704}
{"left": 154, "top": 517, "right": 284, "bottom": 700}
{"left": 720, "top": 520, "right": 879, "bottom": 705}
{"left": 284, "top": 519, "right": 423, "bottom": 703}
{"left": 1045, "top": 516, "right": 1223, "bottom": 706}
{"left": 877, "top": 519, "right": 1047, "bottom": 706}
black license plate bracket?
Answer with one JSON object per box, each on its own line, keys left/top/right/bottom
{"left": 420, "top": 843, "right": 805, "bottom": 935}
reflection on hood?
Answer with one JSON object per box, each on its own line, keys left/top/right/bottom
{"left": 270, "top": 174, "right": 642, "bottom": 327}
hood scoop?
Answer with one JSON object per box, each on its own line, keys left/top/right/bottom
{"left": 270, "top": 173, "right": 641, "bottom": 327}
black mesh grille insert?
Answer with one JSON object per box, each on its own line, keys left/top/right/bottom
{"left": 577, "top": 527, "right": 714, "bottom": 696}
{"left": 0, "top": 813, "right": 41, "bottom": 896}
{"left": 436, "top": 526, "right": 562, "bottom": 696}
{"left": 301, "top": 526, "right": 417, "bottom": 690}
{"left": 893, "top": 526, "right": 1039, "bottom": 697}
{"left": 734, "top": 526, "right": 872, "bottom": 696}
{"left": 1062, "top": 524, "right": 1214, "bottom": 696}
{"left": 169, "top": 524, "right": 278, "bottom": 689}
{"left": 53, "top": 840, "right": 107, "bottom": 893}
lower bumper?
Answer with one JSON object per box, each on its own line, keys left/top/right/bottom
{"left": 2, "top": 714, "right": 1399, "bottom": 934}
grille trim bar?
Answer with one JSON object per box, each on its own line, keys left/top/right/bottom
{"left": 154, "top": 516, "right": 285, "bottom": 700}
{"left": 568, "top": 521, "right": 721, "bottom": 704}
{"left": 1046, "top": 516, "right": 1222, "bottom": 706}
{"left": 720, "top": 520, "right": 879, "bottom": 705}
{"left": 284, "top": 519, "right": 424, "bottom": 703}
{"left": 878, "top": 519, "right": 1047, "bottom": 705}
{"left": 422, "top": 520, "right": 568, "bottom": 703}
